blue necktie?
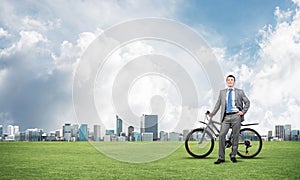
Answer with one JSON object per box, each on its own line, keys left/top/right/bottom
{"left": 227, "top": 89, "right": 233, "bottom": 113}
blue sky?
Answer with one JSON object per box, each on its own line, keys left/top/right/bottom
{"left": 0, "top": 0, "right": 300, "bottom": 135}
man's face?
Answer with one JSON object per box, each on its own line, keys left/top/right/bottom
{"left": 226, "top": 77, "right": 235, "bottom": 88}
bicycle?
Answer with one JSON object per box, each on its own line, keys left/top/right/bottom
{"left": 185, "top": 111, "right": 262, "bottom": 158}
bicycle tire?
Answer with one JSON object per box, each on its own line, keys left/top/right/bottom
{"left": 185, "top": 128, "right": 214, "bottom": 158}
{"left": 237, "top": 128, "right": 262, "bottom": 158}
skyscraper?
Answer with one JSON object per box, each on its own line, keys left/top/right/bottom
{"left": 0, "top": 125, "right": 3, "bottom": 137}
{"left": 284, "top": 124, "right": 291, "bottom": 141}
{"left": 13, "top": 126, "right": 19, "bottom": 134}
{"left": 275, "top": 125, "right": 284, "bottom": 140}
{"left": 7, "top": 125, "right": 14, "bottom": 136}
{"left": 79, "top": 124, "right": 88, "bottom": 141}
{"left": 128, "top": 126, "right": 134, "bottom": 141}
{"left": 160, "top": 131, "right": 168, "bottom": 141}
{"left": 116, "top": 115, "right": 122, "bottom": 136}
{"left": 94, "top": 125, "right": 101, "bottom": 141}
{"left": 72, "top": 124, "right": 79, "bottom": 141}
{"left": 268, "top": 130, "right": 273, "bottom": 141}
{"left": 141, "top": 114, "right": 158, "bottom": 140}
{"left": 291, "top": 130, "right": 299, "bottom": 141}
{"left": 63, "top": 123, "right": 72, "bottom": 141}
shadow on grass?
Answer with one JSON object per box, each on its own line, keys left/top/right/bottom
{"left": 181, "top": 156, "right": 216, "bottom": 160}
{"left": 239, "top": 156, "right": 266, "bottom": 159}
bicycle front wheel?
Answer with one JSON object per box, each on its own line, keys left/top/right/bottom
{"left": 185, "top": 128, "right": 214, "bottom": 158}
{"left": 237, "top": 128, "right": 262, "bottom": 158}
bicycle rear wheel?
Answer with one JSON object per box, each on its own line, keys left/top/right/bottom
{"left": 237, "top": 128, "right": 262, "bottom": 158}
{"left": 185, "top": 128, "right": 214, "bottom": 158}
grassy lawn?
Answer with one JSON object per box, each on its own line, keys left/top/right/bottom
{"left": 0, "top": 141, "right": 299, "bottom": 179}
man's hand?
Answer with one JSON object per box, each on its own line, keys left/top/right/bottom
{"left": 237, "top": 111, "right": 244, "bottom": 116}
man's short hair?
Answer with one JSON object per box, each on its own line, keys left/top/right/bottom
{"left": 226, "top": 74, "right": 236, "bottom": 81}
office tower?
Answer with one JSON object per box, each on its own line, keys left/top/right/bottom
{"left": 160, "top": 131, "right": 168, "bottom": 141}
{"left": 55, "top": 129, "right": 62, "bottom": 140}
{"left": 0, "top": 125, "right": 3, "bottom": 137}
{"left": 116, "top": 115, "right": 122, "bottom": 136}
{"left": 71, "top": 124, "right": 79, "bottom": 141}
{"left": 128, "top": 126, "right": 134, "bottom": 141}
{"left": 268, "top": 130, "right": 273, "bottom": 141}
{"left": 141, "top": 114, "right": 158, "bottom": 140}
{"left": 284, "top": 124, "right": 291, "bottom": 141}
{"left": 291, "top": 130, "right": 299, "bottom": 141}
{"left": 25, "top": 128, "right": 41, "bottom": 141}
{"left": 79, "top": 124, "right": 88, "bottom": 141}
{"left": 63, "top": 123, "right": 72, "bottom": 141}
{"left": 7, "top": 125, "right": 14, "bottom": 135}
{"left": 94, "top": 125, "right": 101, "bottom": 141}
{"left": 133, "top": 132, "right": 141, "bottom": 141}
{"left": 275, "top": 125, "right": 284, "bottom": 140}
{"left": 13, "top": 126, "right": 19, "bottom": 134}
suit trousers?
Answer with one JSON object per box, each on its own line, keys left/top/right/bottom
{"left": 218, "top": 114, "right": 241, "bottom": 160}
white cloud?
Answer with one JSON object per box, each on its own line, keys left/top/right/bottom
{"left": 0, "top": 28, "right": 11, "bottom": 37}
{"left": 21, "top": 16, "right": 61, "bottom": 32}
{"left": 0, "top": 30, "right": 47, "bottom": 57}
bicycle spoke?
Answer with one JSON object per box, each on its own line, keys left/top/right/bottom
{"left": 237, "top": 128, "right": 262, "bottom": 158}
{"left": 185, "top": 128, "right": 214, "bottom": 158}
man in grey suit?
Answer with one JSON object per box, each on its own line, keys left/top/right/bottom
{"left": 210, "top": 75, "right": 250, "bottom": 164}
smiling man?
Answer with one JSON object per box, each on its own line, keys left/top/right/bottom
{"left": 210, "top": 74, "right": 250, "bottom": 164}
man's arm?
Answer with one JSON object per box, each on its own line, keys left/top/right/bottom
{"left": 241, "top": 90, "right": 250, "bottom": 115}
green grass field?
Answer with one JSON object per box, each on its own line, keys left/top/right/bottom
{"left": 0, "top": 141, "right": 299, "bottom": 179}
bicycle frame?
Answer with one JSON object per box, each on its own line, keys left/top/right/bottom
{"left": 198, "top": 114, "right": 259, "bottom": 144}
{"left": 198, "top": 115, "right": 220, "bottom": 144}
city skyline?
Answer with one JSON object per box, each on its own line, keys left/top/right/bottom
{"left": 1, "top": 1, "right": 300, "bottom": 136}
{"left": 1, "top": 117, "right": 299, "bottom": 141}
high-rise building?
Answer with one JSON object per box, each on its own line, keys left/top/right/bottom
{"left": 55, "top": 129, "right": 62, "bottom": 140}
{"left": 268, "top": 130, "right": 273, "bottom": 141}
{"left": 128, "top": 126, "right": 134, "bottom": 141}
{"left": 25, "top": 128, "right": 42, "bottom": 141}
{"left": 63, "top": 123, "right": 72, "bottom": 141}
{"left": 13, "top": 126, "right": 19, "bottom": 134}
{"left": 133, "top": 132, "right": 141, "bottom": 141}
{"left": 291, "top": 130, "right": 299, "bottom": 141}
{"left": 7, "top": 125, "right": 14, "bottom": 136}
{"left": 275, "top": 125, "right": 284, "bottom": 140}
{"left": 284, "top": 124, "right": 291, "bottom": 141}
{"left": 160, "top": 131, "right": 168, "bottom": 141}
{"left": 116, "top": 115, "right": 122, "bottom": 136}
{"left": 79, "top": 124, "right": 88, "bottom": 141}
{"left": 72, "top": 124, "right": 79, "bottom": 141}
{"left": 0, "top": 125, "right": 3, "bottom": 137}
{"left": 94, "top": 125, "right": 101, "bottom": 141}
{"left": 141, "top": 114, "right": 158, "bottom": 140}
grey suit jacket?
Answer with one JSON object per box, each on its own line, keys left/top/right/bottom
{"left": 211, "top": 88, "right": 250, "bottom": 122}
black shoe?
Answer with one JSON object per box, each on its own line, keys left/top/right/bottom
{"left": 230, "top": 157, "right": 237, "bottom": 163}
{"left": 214, "top": 159, "right": 225, "bottom": 164}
